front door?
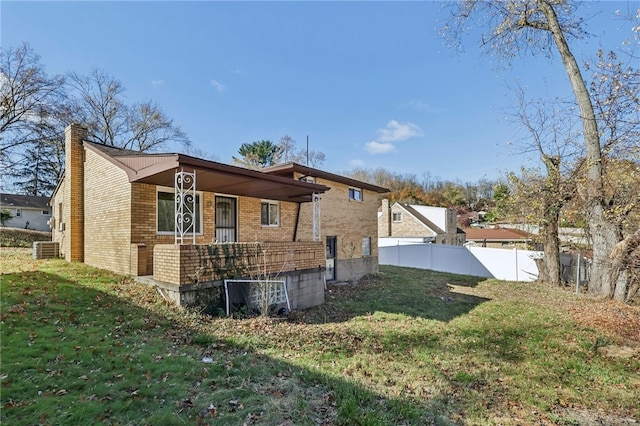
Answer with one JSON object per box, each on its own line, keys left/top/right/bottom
{"left": 215, "top": 196, "right": 237, "bottom": 242}
{"left": 326, "top": 236, "right": 337, "bottom": 281}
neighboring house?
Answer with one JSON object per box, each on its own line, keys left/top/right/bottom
{"left": 0, "top": 193, "right": 52, "bottom": 231}
{"left": 50, "top": 124, "right": 386, "bottom": 311}
{"left": 378, "top": 200, "right": 466, "bottom": 246}
{"left": 262, "top": 163, "right": 389, "bottom": 282}
{"left": 463, "top": 227, "right": 533, "bottom": 249}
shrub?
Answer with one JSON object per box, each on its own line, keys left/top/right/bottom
{"left": 0, "top": 227, "right": 52, "bottom": 247}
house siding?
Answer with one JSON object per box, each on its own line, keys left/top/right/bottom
{"left": 237, "top": 197, "right": 298, "bottom": 242}
{"left": 388, "top": 204, "right": 438, "bottom": 239}
{"left": 1, "top": 208, "right": 51, "bottom": 232}
{"left": 83, "top": 148, "right": 132, "bottom": 275}
{"left": 379, "top": 202, "right": 466, "bottom": 246}
{"left": 295, "top": 175, "right": 380, "bottom": 281}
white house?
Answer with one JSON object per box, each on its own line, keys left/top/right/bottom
{"left": 0, "top": 193, "right": 52, "bottom": 231}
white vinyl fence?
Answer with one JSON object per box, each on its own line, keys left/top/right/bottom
{"left": 379, "top": 241, "right": 541, "bottom": 282}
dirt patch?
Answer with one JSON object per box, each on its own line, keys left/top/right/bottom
{"left": 553, "top": 407, "right": 639, "bottom": 426}
{"left": 597, "top": 345, "right": 640, "bottom": 359}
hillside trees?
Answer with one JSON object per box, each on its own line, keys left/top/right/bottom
{"left": 445, "top": 0, "right": 639, "bottom": 301}
{"left": 347, "top": 166, "right": 501, "bottom": 225}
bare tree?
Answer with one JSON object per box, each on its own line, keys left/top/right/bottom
{"left": 276, "top": 135, "right": 326, "bottom": 168}
{"left": 67, "top": 68, "right": 190, "bottom": 152}
{"left": 506, "top": 89, "right": 582, "bottom": 285}
{"left": 444, "top": 0, "right": 637, "bottom": 300}
{"left": 0, "top": 43, "right": 66, "bottom": 181}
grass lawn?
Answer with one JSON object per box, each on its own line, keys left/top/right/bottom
{"left": 1, "top": 247, "right": 638, "bottom": 425}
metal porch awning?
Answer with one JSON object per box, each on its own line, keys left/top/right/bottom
{"left": 84, "top": 142, "right": 329, "bottom": 202}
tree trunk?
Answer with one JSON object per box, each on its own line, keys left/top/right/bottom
{"left": 608, "top": 229, "right": 640, "bottom": 302}
{"left": 539, "top": 0, "right": 624, "bottom": 297}
{"left": 541, "top": 154, "right": 562, "bottom": 286}
{"left": 542, "top": 210, "right": 561, "bottom": 286}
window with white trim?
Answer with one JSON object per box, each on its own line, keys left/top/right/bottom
{"left": 42, "top": 210, "right": 50, "bottom": 215}
{"left": 392, "top": 212, "right": 402, "bottom": 222}
{"left": 157, "top": 188, "right": 202, "bottom": 234}
{"left": 15, "top": 208, "right": 21, "bottom": 217}
{"left": 348, "top": 187, "right": 362, "bottom": 201}
{"left": 261, "top": 201, "right": 279, "bottom": 226}
{"left": 362, "top": 237, "right": 371, "bottom": 256}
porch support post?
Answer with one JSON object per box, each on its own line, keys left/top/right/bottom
{"left": 175, "top": 168, "right": 196, "bottom": 245}
{"left": 312, "top": 193, "right": 321, "bottom": 241}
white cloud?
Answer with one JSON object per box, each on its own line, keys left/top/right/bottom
{"left": 150, "top": 79, "right": 165, "bottom": 87}
{"left": 365, "top": 141, "right": 395, "bottom": 154}
{"left": 349, "top": 159, "right": 365, "bottom": 168}
{"left": 210, "top": 80, "right": 225, "bottom": 92}
{"left": 401, "top": 100, "right": 446, "bottom": 114}
{"left": 365, "top": 120, "right": 423, "bottom": 155}
{"left": 377, "top": 120, "right": 422, "bottom": 143}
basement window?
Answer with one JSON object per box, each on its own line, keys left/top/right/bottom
{"left": 362, "top": 237, "right": 371, "bottom": 256}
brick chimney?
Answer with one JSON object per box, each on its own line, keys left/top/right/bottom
{"left": 64, "top": 124, "right": 87, "bottom": 262}
{"left": 379, "top": 198, "right": 391, "bottom": 237}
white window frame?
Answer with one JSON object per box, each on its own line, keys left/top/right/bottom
{"left": 15, "top": 208, "right": 22, "bottom": 217}
{"left": 156, "top": 186, "right": 203, "bottom": 235}
{"left": 348, "top": 187, "right": 363, "bottom": 201}
{"left": 392, "top": 212, "right": 402, "bottom": 222}
{"left": 261, "top": 200, "right": 280, "bottom": 227}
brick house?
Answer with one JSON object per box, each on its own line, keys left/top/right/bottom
{"left": 378, "top": 200, "right": 466, "bottom": 245}
{"left": 50, "top": 124, "right": 386, "bottom": 311}
{"left": 262, "top": 163, "right": 388, "bottom": 282}
{"left": 1, "top": 193, "right": 52, "bottom": 231}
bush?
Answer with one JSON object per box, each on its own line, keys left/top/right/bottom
{"left": 0, "top": 227, "right": 52, "bottom": 248}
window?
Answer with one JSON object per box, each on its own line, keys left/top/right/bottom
{"left": 300, "top": 176, "right": 315, "bottom": 183}
{"left": 392, "top": 212, "right": 402, "bottom": 222}
{"left": 348, "top": 187, "right": 362, "bottom": 201}
{"left": 362, "top": 237, "right": 371, "bottom": 256}
{"left": 42, "top": 210, "right": 50, "bottom": 215}
{"left": 261, "top": 201, "right": 279, "bottom": 226}
{"left": 157, "top": 189, "right": 202, "bottom": 234}
{"left": 15, "top": 208, "right": 21, "bottom": 217}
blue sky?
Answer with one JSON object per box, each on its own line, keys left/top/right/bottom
{"left": 2, "top": 1, "right": 638, "bottom": 183}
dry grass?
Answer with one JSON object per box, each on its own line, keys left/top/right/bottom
{"left": 2, "top": 248, "right": 639, "bottom": 425}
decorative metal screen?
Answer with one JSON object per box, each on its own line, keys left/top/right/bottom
{"left": 175, "top": 169, "right": 196, "bottom": 244}
{"left": 312, "top": 193, "right": 321, "bottom": 241}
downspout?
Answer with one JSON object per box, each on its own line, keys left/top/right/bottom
{"left": 293, "top": 202, "right": 301, "bottom": 241}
